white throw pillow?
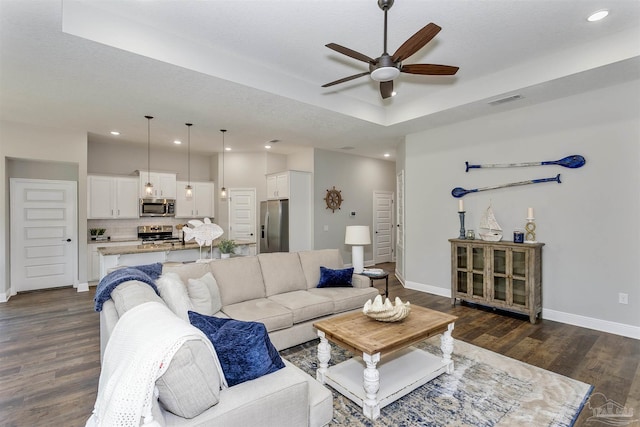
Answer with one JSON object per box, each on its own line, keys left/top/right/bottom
{"left": 156, "top": 272, "right": 193, "bottom": 322}
{"left": 187, "top": 272, "right": 222, "bottom": 315}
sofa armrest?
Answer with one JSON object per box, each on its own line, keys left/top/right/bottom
{"left": 162, "top": 365, "right": 310, "bottom": 426}
{"left": 352, "top": 273, "right": 371, "bottom": 288}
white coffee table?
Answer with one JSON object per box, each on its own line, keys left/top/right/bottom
{"left": 313, "top": 306, "right": 457, "bottom": 420}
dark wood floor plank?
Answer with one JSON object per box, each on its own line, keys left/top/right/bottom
{"left": 0, "top": 263, "right": 637, "bottom": 426}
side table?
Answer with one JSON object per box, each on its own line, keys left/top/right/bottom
{"left": 361, "top": 271, "right": 389, "bottom": 297}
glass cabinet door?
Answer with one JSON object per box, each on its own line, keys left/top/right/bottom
{"left": 511, "top": 250, "right": 528, "bottom": 306}
{"left": 457, "top": 246, "right": 468, "bottom": 269}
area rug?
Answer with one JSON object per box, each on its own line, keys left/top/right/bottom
{"left": 280, "top": 336, "right": 593, "bottom": 426}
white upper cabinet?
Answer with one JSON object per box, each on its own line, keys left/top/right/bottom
{"left": 88, "top": 175, "right": 139, "bottom": 219}
{"left": 138, "top": 171, "right": 177, "bottom": 199}
{"left": 266, "top": 172, "right": 290, "bottom": 199}
{"left": 175, "top": 181, "right": 215, "bottom": 218}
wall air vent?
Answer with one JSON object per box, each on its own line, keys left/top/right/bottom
{"left": 488, "top": 94, "right": 523, "bottom": 106}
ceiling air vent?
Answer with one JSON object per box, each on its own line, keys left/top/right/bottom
{"left": 488, "top": 94, "right": 523, "bottom": 106}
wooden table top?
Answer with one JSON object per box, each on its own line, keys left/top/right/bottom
{"left": 313, "top": 305, "right": 457, "bottom": 356}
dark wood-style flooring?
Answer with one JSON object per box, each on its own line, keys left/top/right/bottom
{"left": 0, "top": 262, "right": 638, "bottom": 426}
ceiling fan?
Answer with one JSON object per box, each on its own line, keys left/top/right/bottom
{"left": 322, "top": 0, "right": 459, "bottom": 99}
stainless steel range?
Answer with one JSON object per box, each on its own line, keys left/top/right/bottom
{"left": 137, "top": 225, "right": 180, "bottom": 244}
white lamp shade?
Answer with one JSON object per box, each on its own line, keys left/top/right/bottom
{"left": 345, "top": 226, "right": 371, "bottom": 245}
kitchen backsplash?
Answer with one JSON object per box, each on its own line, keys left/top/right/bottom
{"left": 88, "top": 217, "right": 209, "bottom": 240}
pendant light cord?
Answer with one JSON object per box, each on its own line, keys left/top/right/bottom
{"left": 145, "top": 115, "right": 153, "bottom": 186}
{"left": 186, "top": 123, "right": 192, "bottom": 186}
{"left": 221, "top": 129, "right": 227, "bottom": 191}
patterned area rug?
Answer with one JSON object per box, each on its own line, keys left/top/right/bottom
{"left": 280, "top": 336, "right": 593, "bottom": 426}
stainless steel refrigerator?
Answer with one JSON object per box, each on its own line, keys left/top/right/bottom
{"left": 260, "top": 200, "right": 289, "bottom": 253}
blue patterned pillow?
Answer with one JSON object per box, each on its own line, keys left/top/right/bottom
{"left": 317, "top": 266, "right": 354, "bottom": 288}
{"left": 188, "top": 312, "right": 285, "bottom": 387}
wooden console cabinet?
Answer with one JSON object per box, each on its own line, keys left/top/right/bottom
{"left": 449, "top": 238, "right": 544, "bottom": 324}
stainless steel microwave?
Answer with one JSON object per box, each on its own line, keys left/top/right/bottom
{"left": 139, "top": 198, "right": 176, "bottom": 217}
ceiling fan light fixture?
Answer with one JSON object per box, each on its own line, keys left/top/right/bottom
{"left": 370, "top": 66, "right": 400, "bottom": 82}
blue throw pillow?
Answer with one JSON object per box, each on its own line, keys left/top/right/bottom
{"left": 317, "top": 266, "right": 354, "bottom": 288}
{"left": 188, "top": 312, "right": 285, "bottom": 387}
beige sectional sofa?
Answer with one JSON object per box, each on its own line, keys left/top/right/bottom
{"left": 99, "top": 249, "right": 380, "bottom": 427}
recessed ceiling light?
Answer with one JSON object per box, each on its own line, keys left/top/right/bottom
{"left": 587, "top": 9, "right": 609, "bottom": 22}
{"left": 384, "top": 153, "right": 390, "bottom": 157}
{"left": 174, "top": 140, "right": 182, "bottom": 145}
{"left": 265, "top": 145, "right": 272, "bottom": 149}
{"left": 391, "top": 91, "right": 397, "bottom": 97}
{"left": 225, "top": 147, "right": 231, "bottom": 151}
{"left": 110, "top": 131, "right": 120, "bottom": 136}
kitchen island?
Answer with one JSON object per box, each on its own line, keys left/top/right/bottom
{"left": 98, "top": 240, "right": 256, "bottom": 280}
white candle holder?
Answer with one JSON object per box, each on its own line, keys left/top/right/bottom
{"left": 525, "top": 217, "right": 537, "bottom": 243}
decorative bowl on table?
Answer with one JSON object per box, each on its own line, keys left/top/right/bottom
{"left": 363, "top": 295, "right": 411, "bottom": 322}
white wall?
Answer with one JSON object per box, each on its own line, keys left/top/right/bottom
{"left": 1, "top": 120, "right": 88, "bottom": 298}
{"left": 403, "top": 79, "right": 640, "bottom": 337}
{"left": 314, "top": 149, "right": 396, "bottom": 264}
{"left": 88, "top": 139, "right": 213, "bottom": 181}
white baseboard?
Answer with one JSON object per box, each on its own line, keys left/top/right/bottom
{"left": 543, "top": 308, "right": 640, "bottom": 340}
{"left": 404, "top": 280, "right": 640, "bottom": 339}
{"left": 76, "top": 282, "right": 89, "bottom": 292}
{"left": 404, "top": 280, "right": 451, "bottom": 298}
{"left": 0, "top": 292, "right": 9, "bottom": 303}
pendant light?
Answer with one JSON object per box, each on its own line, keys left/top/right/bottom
{"left": 220, "top": 129, "right": 227, "bottom": 198}
{"left": 144, "top": 115, "right": 154, "bottom": 196}
{"left": 185, "top": 123, "right": 193, "bottom": 200}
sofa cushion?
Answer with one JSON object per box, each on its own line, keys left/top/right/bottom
{"left": 156, "top": 339, "right": 222, "bottom": 418}
{"left": 317, "top": 266, "right": 354, "bottom": 288}
{"left": 162, "top": 262, "right": 211, "bottom": 287}
{"left": 258, "top": 252, "right": 307, "bottom": 296}
{"left": 298, "top": 249, "right": 345, "bottom": 289}
{"left": 111, "top": 281, "right": 164, "bottom": 316}
{"left": 268, "top": 291, "right": 334, "bottom": 323}
{"left": 156, "top": 272, "right": 193, "bottom": 322}
{"left": 309, "top": 287, "right": 380, "bottom": 313}
{"left": 222, "top": 298, "right": 293, "bottom": 332}
{"left": 187, "top": 272, "right": 222, "bottom": 315}
{"left": 210, "top": 257, "right": 266, "bottom": 306}
{"left": 188, "top": 312, "right": 285, "bottom": 387}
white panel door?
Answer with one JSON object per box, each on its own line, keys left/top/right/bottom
{"left": 10, "top": 178, "right": 77, "bottom": 292}
{"left": 373, "top": 191, "right": 393, "bottom": 264}
{"left": 229, "top": 188, "right": 256, "bottom": 242}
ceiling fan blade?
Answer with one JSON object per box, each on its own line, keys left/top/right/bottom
{"left": 326, "top": 43, "right": 376, "bottom": 64}
{"left": 392, "top": 23, "right": 441, "bottom": 63}
{"left": 322, "top": 71, "right": 371, "bottom": 88}
{"left": 401, "top": 64, "right": 459, "bottom": 75}
{"left": 380, "top": 80, "right": 394, "bottom": 99}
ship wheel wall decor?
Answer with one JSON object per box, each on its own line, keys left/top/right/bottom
{"left": 324, "top": 186, "right": 343, "bottom": 212}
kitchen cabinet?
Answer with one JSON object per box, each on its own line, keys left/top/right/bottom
{"left": 450, "top": 238, "right": 543, "bottom": 324}
{"left": 266, "top": 172, "right": 289, "bottom": 200}
{"left": 88, "top": 240, "right": 141, "bottom": 281}
{"left": 175, "top": 181, "right": 215, "bottom": 218}
{"left": 138, "top": 171, "right": 177, "bottom": 199}
{"left": 88, "top": 175, "right": 139, "bottom": 219}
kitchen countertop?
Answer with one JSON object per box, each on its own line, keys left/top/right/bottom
{"left": 88, "top": 237, "right": 140, "bottom": 244}
{"left": 97, "top": 240, "right": 255, "bottom": 256}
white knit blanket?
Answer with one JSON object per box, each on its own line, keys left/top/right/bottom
{"left": 86, "top": 301, "right": 224, "bottom": 426}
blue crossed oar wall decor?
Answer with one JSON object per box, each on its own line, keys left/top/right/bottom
{"left": 452, "top": 155, "right": 585, "bottom": 198}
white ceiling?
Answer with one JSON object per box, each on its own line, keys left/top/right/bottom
{"left": 1, "top": 0, "right": 639, "bottom": 160}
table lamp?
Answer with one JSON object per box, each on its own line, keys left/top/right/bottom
{"left": 345, "top": 225, "right": 371, "bottom": 274}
